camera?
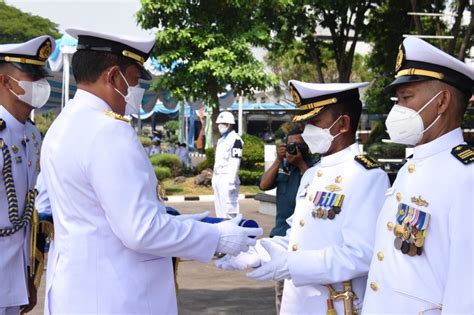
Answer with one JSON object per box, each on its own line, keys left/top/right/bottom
{"left": 286, "top": 143, "right": 298, "bottom": 155}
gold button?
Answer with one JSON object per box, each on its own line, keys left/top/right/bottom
{"left": 299, "top": 219, "right": 305, "bottom": 227}
{"left": 377, "top": 252, "right": 384, "bottom": 261}
{"left": 408, "top": 164, "right": 415, "bottom": 173}
{"left": 387, "top": 221, "right": 394, "bottom": 231}
{"left": 370, "top": 281, "right": 378, "bottom": 291}
{"left": 317, "top": 170, "right": 323, "bottom": 177}
{"left": 335, "top": 176, "right": 342, "bottom": 183}
{"left": 292, "top": 244, "right": 298, "bottom": 251}
{"left": 28, "top": 160, "right": 32, "bottom": 167}
{"left": 396, "top": 192, "right": 402, "bottom": 202}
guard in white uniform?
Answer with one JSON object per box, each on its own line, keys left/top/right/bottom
{"left": 363, "top": 37, "right": 474, "bottom": 314}
{"left": 0, "top": 36, "right": 54, "bottom": 315}
{"left": 217, "top": 81, "right": 389, "bottom": 314}
{"left": 212, "top": 111, "right": 243, "bottom": 218}
{"left": 39, "top": 28, "right": 262, "bottom": 315}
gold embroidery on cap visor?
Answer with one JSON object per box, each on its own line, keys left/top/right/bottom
{"left": 395, "top": 68, "right": 444, "bottom": 80}
{"left": 292, "top": 106, "right": 325, "bottom": 122}
{"left": 122, "top": 50, "right": 145, "bottom": 64}
{"left": 292, "top": 97, "right": 338, "bottom": 122}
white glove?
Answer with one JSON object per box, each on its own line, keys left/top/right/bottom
{"left": 216, "top": 214, "right": 263, "bottom": 256}
{"left": 214, "top": 246, "right": 261, "bottom": 270}
{"left": 173, "top": 211, "right": 209, "bottom": 222}
{"left": 246, "top": 239, "right": 290, "bottom": 281}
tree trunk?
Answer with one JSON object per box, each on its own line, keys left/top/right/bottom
{"left": 410, "top": 0, "right": 424, "bottom": 35}
{"left": 447, "top": 0, "right": 467, "bottom": 55}
{"left": 458, "top": 6, "right": 474, "bottom": 60}
{"left": 211, "top": 105, "right": 220, "bottom": 146}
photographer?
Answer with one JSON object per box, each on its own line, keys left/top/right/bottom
{"left": 258, "top": 126, "right": 316, "bottom": 313}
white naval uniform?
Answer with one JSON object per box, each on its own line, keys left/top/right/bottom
{"left": 212, "top": 129, "right": 243, "bottom": 218}
{"left": 268, "top": 143, "right": 389, "bottom": 314}
{"left": 363, "top": 128, "right": 473, "bottom": 314}
{"left": 0, "top": 106, "right": 41, "bottom": 311}
{"left": 40, "top": 89, "right": 220, "bottom": 314}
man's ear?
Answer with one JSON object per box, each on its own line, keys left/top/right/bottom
{"left": 104, "top": 65, "right": 121, "bottom": 85}
{"left": 0, "top": 73, "right": 13, "bottom": 89}
{"left": 339, "top": 114, "right": 351, "bottom": 134}
{"left": 437, "top": 89, "right": 451, "bottom": 115}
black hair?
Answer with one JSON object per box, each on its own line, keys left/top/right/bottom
{"left": 287, "top": 125, "right": 304, "bottom": 136}
{"left": 71, "top": 50, "right": 135, "bottom": 83}
{"left": 328, "top": 100, "right": 362, "bottom": 135}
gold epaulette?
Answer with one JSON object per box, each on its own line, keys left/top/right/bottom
{"left": 103, "top": 110, "right": 130, "bottom": 123}
{"left": 354, "top": 154, "right": 381, "bottom": 169}
{"left": 451, "top": 144, "right": 473, "bottom": 165}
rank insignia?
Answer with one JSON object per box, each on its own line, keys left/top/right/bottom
{"left": 354, "top": 154, "right": 380, "bottom": 169}
{"left": 311, "top": 191, "right": 345, "bottom": 220}
{"left": 325, "top": 184, "right": 341, "bottom": 192}
{"left": 411, "top": 195, "right": 429, "bottom": 207}
{"left": 451, "top": 144, "right": 473, "bottom": 165}
{"left": 0, "top": 119, "right": 6, "bottom": 131}
{"left": 393, "top": 203, "right": 430, "bottom": 256}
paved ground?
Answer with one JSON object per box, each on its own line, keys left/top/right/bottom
{"left": 31, "top": 199, "right": 277, "bottom": 315}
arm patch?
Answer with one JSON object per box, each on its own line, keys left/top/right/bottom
{"left": 354, "top": 154, "right": 381, "bottom": 169}
{"left": 451, "top": 144, "right": 474, "bottom": 165}
{"left": 232, "top": 139, "right": 243, "bottom": 158}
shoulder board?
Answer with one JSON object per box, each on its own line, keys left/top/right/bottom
{"left": 451, "top": 144, "right": 473, "bottom": 165}
{"left": 354, "top": 154, "right": 381, "bottom": 169}
{"left": 27, "top": 118, "right": 36, "bottom": 125}
{"left": 103, "top": 110, "right": 130, "bottom": 123}
{"left": 0, "top": 118, "right": 6, "bottom": 131}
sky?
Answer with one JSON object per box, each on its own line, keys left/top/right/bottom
{"left": 5, "top": 0, "right": 153, "bottom": 38}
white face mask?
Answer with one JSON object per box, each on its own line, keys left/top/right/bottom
{"left": 301, "top": 116, "right": 342, "bottom": 154}
{"left": 114, "top": 71, "right": 145, "bottom": 115}
{"left": 218, "top": 124, "right": 229, "bottom": 135}
{"left": 8, "top": 76, "right": 51, "bottom": 108}
{"left": 385, "top": 90, "right": 443, "bottom": 146}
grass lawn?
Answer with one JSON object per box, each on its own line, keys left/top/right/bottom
{"left": 162, "top": 177, "right": 261, "bottom": 196}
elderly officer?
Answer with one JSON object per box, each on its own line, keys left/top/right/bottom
{"left": 0, "top": 36, "right": 53, "bottom": 315}
{"left": 212, "top": 111, "right": 243, "bottom": 218}
{"left": 362, "top": 37, "right": 474, "bottom": 314}
{"left": 217, "top": 81, "right": 390, "bottom": 314}
{"left": 39, "top": 28, "right": 262, "bottom": 314}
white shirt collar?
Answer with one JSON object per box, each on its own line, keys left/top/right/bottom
{"left": 320, "top": 142, "right": 360, "bottom": 167}
{"left": 0, "top": 105, "right": 26, "bottom": 133}
{"left": 73, "top": 89, "right": 112, "bottom": 111}
{"left": 413, "top": 128, "right": 464, "bottom": 160}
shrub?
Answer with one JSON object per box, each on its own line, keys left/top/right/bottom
{"left": 239, "top": 170, "right": 264, "bottom": 185}
{"left": 365, "top": 120, "right": 388, "bottom": 146}
{"left": 164, "top": 120, "right": 179, "bottom": 134}
{"left": 154, "top": 166, "right": 172, "bottom": 181}
{"left": 241, "top": 133, "right": 264, "bottom": 171}
{"left": 196, "top": 147, "right": 215, "bottom": 173}
{"left": 139, "top": 136, "right": 153, "bottom": 147}
{"left": 366, "top": 142, "right": 406, "bottom": 159}
{"left": 150, "top": 153, "right": 183, "bottom": 176}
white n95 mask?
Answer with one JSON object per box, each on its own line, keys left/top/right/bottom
{"left": 114, "top": 71, "right": 145, "bottom": 115}
{"left": 385, "top": 90, "right": 443, "bottom": 146}
{"left": 301, "top": 116, "right": 342, "bottom": 154}
{"left": 8, "top": 76, "right": 51, "bottom": 108}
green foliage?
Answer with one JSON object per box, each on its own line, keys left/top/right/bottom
{"left": 137, "top": 0, "right": 277, "bottom": 107}
{"left": 154, "top": 166, "right": 172, "bottom": 181}
{"left": 139, "top": 136, "right": 153, "bottom": 147}
{"left": 241, "top": 133, "right": 264, "bottom": 170}
{"left": 365, "top": 142, "right": 406, "bottom": 159}
{"left": 196, "top": 147, "right": 215, "bottom": 173}
{"left": 238, "top": 169, "right": 264, "bottom": 185}
{"left": 365, "top": 120, "right": 388, "bottom": 146}
{"left": 34, "top": 110, "right": 56, "bottom": 136}
{"left": 0, "top": 2, "right": 60, "bottom": 44}
{"left": 164, "top": 120, "right": 179, "bottom": 134}
{"left": 150, "top": 153, "right": 181, "bottom": 168}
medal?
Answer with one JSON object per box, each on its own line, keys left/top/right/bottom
{"left": 327, "top": 209, "right": 336, "bottom": 220}
{"left": 401, "top": 241, "right": 409, "bottom": 254}
{"left": 407, "top": 243, "right": 417, "bottom": 256}
{"left": 394, "top": 237, "right": 403, "bottom": 250}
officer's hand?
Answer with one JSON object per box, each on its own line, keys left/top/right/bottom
{"left": 215, "top": 214, "right": 263, "bottom": 256}
{"left": 277, "top": 144, "right": 286, "bottom": 161}
{"left": 174, "top": 211, "right": 209, "bottom": 222}
{"left": 215, "top": 246, "right": 261, "bottom": 270}
{"left": 20, "top": 275, "right": 37, "bottom": 313}
{"left": 247, "top": 239, "right": 290, "bottom": 281}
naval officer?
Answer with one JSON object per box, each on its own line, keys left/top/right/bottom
{"left": 217, "top": 81, "right": 390, "bottom": 314}
{"left": 0, "top": 36, "right": 54, "bottom": 315}
{"left": 39, "top": 28, "right": 262, "bottom": 314}
{"left": 362, "top": 37, "right": 474, "bottom": 314}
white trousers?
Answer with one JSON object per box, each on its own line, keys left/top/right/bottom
{"left": 0, "top": 306, "right": 20, "bottom": 315}
{"left": 212, "top": 175, "right": 240, "bottom": 218}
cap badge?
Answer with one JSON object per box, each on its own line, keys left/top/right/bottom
{"left": 395, "top": 45, "right": 404, "bottom": 72}
{"left": 290, "top": 85, "right": 302, "bottom": 107}
{"left": 38, "top": 39, "right": 53, "bottom": 61}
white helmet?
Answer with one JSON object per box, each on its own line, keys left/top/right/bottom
{"left": 216, "top": 111, "right": 235, "bottom": 124}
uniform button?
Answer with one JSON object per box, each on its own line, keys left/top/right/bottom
{"left": 317, "top": 170, "right": 323, "bottom": 177}
{"left": 396, "top": 192, "right": 402, "bottom": 202}
{"left": 292, "top": 244, "right": 298, "bottom": 251}
{"left": 299, "top": 219, "right": 305, "bottom": 227}
{"left": 370, "top": 281, "right": 378, "bottom": 291}
{"left": 408, "top": 164, "right": 415, "bottom": 173}
{"left": 377, "top": 252, "right": 384, "bottom": 261}
{"left": 387, "top": 221, "right": 394, "bottom": 231}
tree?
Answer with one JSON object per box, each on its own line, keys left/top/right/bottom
{"left": 136, "top": 0, "right": 278, "bottom": 143}
{"left": 0, "top": 1, "right": 60, "bottom": 44}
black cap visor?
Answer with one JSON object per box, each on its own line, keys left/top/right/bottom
{"left": 384, "top": 75, "right": 433, "bottom": 95}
